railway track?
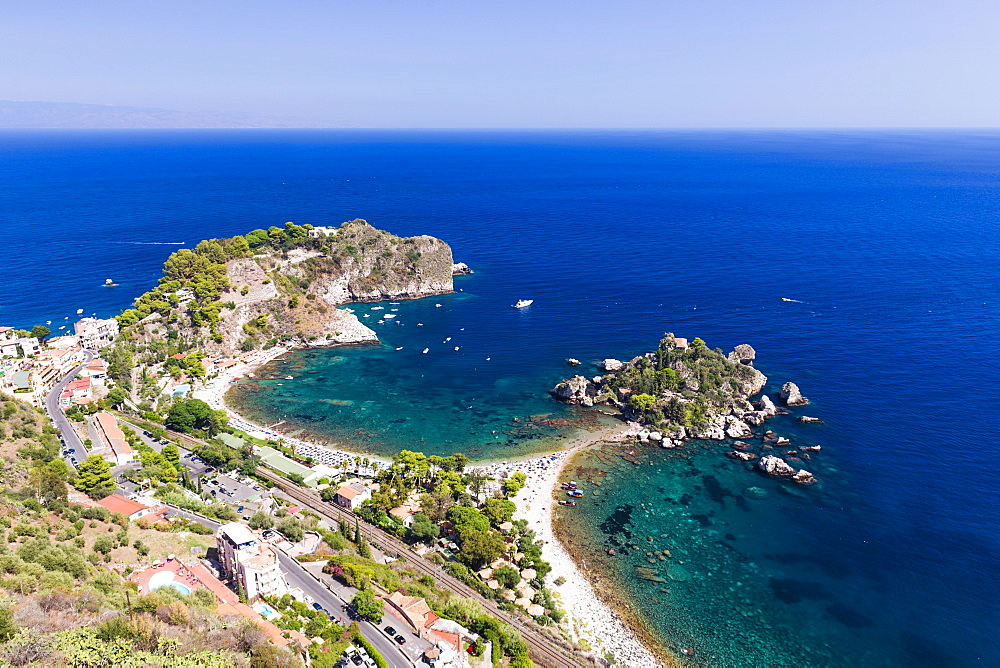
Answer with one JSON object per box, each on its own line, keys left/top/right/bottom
{"left": 154, "top": 423, "right": 584, "bottom": 667}
{"left": 256, "top": 468, "right": 584, "bottom": 668}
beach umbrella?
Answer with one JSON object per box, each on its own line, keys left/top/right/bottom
{"left": 514, "top": 597, "right": 532, "bottom": 608}
{"left": 526, "top": 604, "right": 545, "bottom": 617}
{"left": 520, "top": 568, "right": 537, "bottom": 580}
{"left": 487, "top": 579, "right": 501, "bottom": 590}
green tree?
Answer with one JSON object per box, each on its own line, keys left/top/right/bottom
{"left": 75, "top": 455, "right": 115, "bottom": 499}
{"left": 410, "top": 513, "right": 440, "bottom": 543}
{"left": 493, "top": 565, "right": 520, "bottom": 589}
{"left": 502, "top": 472, "right": 527, "bottom": 497}
{"left": 0, "top": 605, "right": 15, "bottom": 642}
{"left": 351, "top": 589, "right": 383, "bottom": 623}
{"left": 105, "top": 387, "right": 127, "bottom": 408}
{"left": 277, "top": 517, "right": 304, "bottom": 543}
{"left": 161, "top": 443, "right": 180, "bottom": 468}
{"left": 249, "top": 511, "right": 274, "bottom": 530}
{"left": 457, "top": 529, "right": 505, "bottom": 569}
{"left": 628, "top": 393, "right": 657, "bottom": 412}
{"left": 30, "top": 325, "right": 51, "bottom": 341}
{"left": 92, "top": 537, "right": 115, "bottom": 555}
{"left": 483, "top": 498, "right": 517, "bottom": 526}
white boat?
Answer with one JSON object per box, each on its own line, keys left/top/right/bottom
{"left": 395, "top": 347, "right": 403, "bottom": 351}
{"left": 454, "top": 346, "right": 460, "bottom": 351}
{"left": 363, "top": 314, "right": 370, "bottom": 318}
{"left": 513, "top": 299, "right": 533, "bottom": 308}
{"left": 371, "top": 306, "right": 384, "bottom": 310}
{"left": 436, "top": 304, "right": 442, "bottom": 308}
{"left": 103, "top": 279, "right": 117, "bottom": 287}
{"left": 422, "top": 348, "right": 429, "bottom": 354}
{"left": 76, "top": 309, "right": 84, "bottom": 314}
{"left": 285, "top": 376, "right": 294, "bottom": 380}
{"left": 383, "top": 314, "right": 396, "bottom": 319}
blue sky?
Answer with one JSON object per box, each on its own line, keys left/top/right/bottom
{"left": 3, "top": 0, "right": 998, "bottom": 127}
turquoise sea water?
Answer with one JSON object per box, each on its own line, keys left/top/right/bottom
{"left": 2, "top": 130, "right": 998, "bottom": 665}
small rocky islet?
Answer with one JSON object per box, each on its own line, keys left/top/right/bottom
{"left": 553, "top": 335, "right": 825, "bottom": 487}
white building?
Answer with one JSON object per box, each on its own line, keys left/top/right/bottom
{"left": 215, "top": 523, "right": 288, "bottom": 601}
{"left": 308, "top": 225, "right": 338, "bottom": 238}
{"left": 73, "top": 317, "right": 119, "bottom": 349}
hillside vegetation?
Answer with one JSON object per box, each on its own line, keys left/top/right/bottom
{"left": 0, "top": 395, "right": 304, "bottom": 667}
{"left": 107, "top": 219, "right": 455, "bottom": 404}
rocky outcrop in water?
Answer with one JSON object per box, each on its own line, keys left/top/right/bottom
{"left": 552, "top": 375, "right": 593, "bottom": 406}
{"left": 758, "top": 455, "right": 797, "bottom": 476}
{"left": 727, "top": 344, "right": 756, "bottom": 365}
{"left": 780, "top": 381, "right": 809, "bottom": 406}
{"left": 452, "top": 262, "right": 473, "bottom": 275}
{"left": 600, "top": 359, "right": 624, "bottom": 372}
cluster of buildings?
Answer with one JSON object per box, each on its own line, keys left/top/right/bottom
{"left": 0, "top": 319, "right": 119, "bottom": 407}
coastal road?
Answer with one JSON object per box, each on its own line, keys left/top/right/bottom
{"left": 162, "top": 506, "right": 413, "bottom": 668}
{"left": 44, "top": 349, "right": 96, "bottom": 466}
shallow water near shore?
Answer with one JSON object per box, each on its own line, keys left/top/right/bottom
{"left": 3, "top": 130, "right": 999, "bottom": 665}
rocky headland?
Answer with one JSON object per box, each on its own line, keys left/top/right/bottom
{"left": 106, "top": 219, "right": 463, "bottom": 401}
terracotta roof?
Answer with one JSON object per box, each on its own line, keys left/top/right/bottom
{"left": 97, "top": 494, "right": 149, "bottom": 517}
{"left": 169, "top": 353, "right": 187, "bottom": 360}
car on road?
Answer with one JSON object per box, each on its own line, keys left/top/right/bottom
{"left": 312, "top": 602, "right": 323, "bottom": 611}
{"left": 384, "top": 626, "right": 396, "bottom": 636}
{"left": 237, "top": 505, "right": 244, "bottom": 513}
{"left": 205, "top": 467, "right": 216, "bottom": 473}
{"left": 184, "top": 453, "right": 192, "bottom": 459}
{"left": 394, "top": 635, "right": 406, "bottom": 645}
{"left": 68, "top": 448, "right": 75, "bottom": 454}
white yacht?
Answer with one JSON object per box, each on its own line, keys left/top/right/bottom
{"left": 513, "top": 299, "right": 533, "bottom": 308}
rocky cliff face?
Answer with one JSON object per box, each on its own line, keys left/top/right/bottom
{"left": 124, "top": 220, "right": 455, "bottom": 358}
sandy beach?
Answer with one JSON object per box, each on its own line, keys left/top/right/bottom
{"left": 191, "top": 345, "right": 392, "bottom": 468}
{"left": 509, "top": 422, "right": 669, "bottom": 668}
{"left": 194, "top": 346, "right": 665, "bottom": 665}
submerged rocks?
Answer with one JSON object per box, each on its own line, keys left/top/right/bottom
{"left": 780, "top": 382, "right": 809, "bottom": 406}
{"left": 600, "top": 358, "right": 624, "bottom": 372}
{"left": 758, "top": 455, "right": 797, "bottom": 477}
{"left": 726, "top": 450, "right": 757, "bottom": 461}
{"left": 552, "top": 375, "right": 593, "bottom": 406}
{"left": 798, "top": 415, "right": 824, "bottom": 423}
{"left": 744, "top": 486, "right": 769, "bottom": 499}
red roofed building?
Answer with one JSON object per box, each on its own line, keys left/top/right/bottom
{"left": 97, "top": 493, "right": 153, "bottom": 520}
{"left": 169, "top": 353, "right": 187, "bottom": 360}
{"left": 93, "top": 411, "right": 134, "bottom": 465}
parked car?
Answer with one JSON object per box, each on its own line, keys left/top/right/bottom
{"left": 205, "top": 467, "right": 216, "bottom": 473}
{"left": 394, "top": 635, "right": 406, "bottom": 645}
{"left": 384, "top": 626, "right": 396, "bottom": 636}
{"left": 210, "top": 490, "right": 217, "bottom": 496}
{"left": 349, "top": 655, "right": 363, "bottom": 666}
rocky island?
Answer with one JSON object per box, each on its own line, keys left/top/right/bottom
{"left": 553, "top": 333, "right": 823, "bottom": 486}
{"left": 553, "top": 333, "right": 770, "bottom": 445}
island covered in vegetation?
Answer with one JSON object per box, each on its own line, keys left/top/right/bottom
{"left": 553, "top": 334, "right": 772, "bottom": 445}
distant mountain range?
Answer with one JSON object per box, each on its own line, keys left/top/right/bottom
{"left": 0, "top": 100, "right": 334, "bottom": 128}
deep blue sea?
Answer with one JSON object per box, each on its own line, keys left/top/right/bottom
{"left": 2, "top": 130, "right": 998, "bottom": 666}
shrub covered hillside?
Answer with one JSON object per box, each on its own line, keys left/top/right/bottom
{"left": 0, "top": 395, "right": 303, "bottom": 667}
{"left": 555, "top": 334, "right": 769, "bottom": 441}
{"left": 107, "top": 219, "right": 455, "bottom": 403}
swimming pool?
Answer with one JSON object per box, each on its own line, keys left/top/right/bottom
{"left": 148, "top": 570, "right": 192, "bottom": 595}
{"left": 156, "top": 582, "right": 192, "bottom": 595}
